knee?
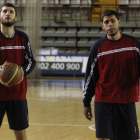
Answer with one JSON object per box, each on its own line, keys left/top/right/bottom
{"left": 14, "top": 130, "right": 27, "bottom": 140}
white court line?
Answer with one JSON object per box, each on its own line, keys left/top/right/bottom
{"left": 89, "top": 125, "right": 140, "bottom": 131}
{"left": 89, "top": 125, "right": 96, "bottom": 131}
{"left": 2, "top": 122, "right": 89, "bottom": 127}
{"left": 2, "top": 122, "right": 140, "bottom": 133}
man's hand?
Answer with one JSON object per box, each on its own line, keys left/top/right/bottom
{"left": 0, "top": 65, "right": 2, "bottom": 71}
{"left": 84, "top": 107, "right": 92, "bottom": 121}
{"left": 19, "top": 66, "right": 24, "bottom": 83}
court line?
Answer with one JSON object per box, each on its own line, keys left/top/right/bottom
{"left": 89, "top": 125, "right": 96, "bottom": 131}
{"left": 2, "top": 122, "right": 90, "bottom": 127}
{"left": 89, "top": 125, "right": 140, "bottom": 132}
{"left": 2, "top": 122, "right": 140, "bottom": 133}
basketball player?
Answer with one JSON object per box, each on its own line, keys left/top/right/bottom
{"left": 0, "top": 3, "right": 36, "bottom": 140}
{"left": 83, "top": 10, "right": 139, "bottom": 140}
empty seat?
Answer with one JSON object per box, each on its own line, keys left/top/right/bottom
{"left": 45, "top": 28, "right": 55, "bottom": 33}
{"left": 119, "top": 0, "right": 129, "bottom": 5}
{"left": 89, "top": 28, "right": 100, "bottom": 33}
{"left": 122, "top": 28, "right": 132, "bottom": 34}
{"left": 89, "top": 38, "right": 97, "bottom": 43}
{"left": 55, "top": 28, "right": 66, "bottom": 33}
{"left": 55, "top": 38, "right": 66, "bottom": 43}
{"left": 58, "top": 49, "right": 66, "bottom": 54}
{"left": 21, "top": 0, "right": 26, "bottom": 4}
{"left": 71, "top": 0, "right": 80, "bottom": 7}
{"left": 78, "top": 28, "right": 89, "bottom": 33}
{"left": 44, "top": 38, "right": 55, "bottom": 43}
{"left": 66, "top": 38, "right": 77, "bottom": 43}
{"left": 119, "top": 8, "right": 126, "bottom": 14}
{"left": 6, "top": 0, "right": 16, "bottom": 4}
{"left": 66, "top": 49, "right": 76, "bottom": 54}
{"left": 77, "top": 50, "right": 89, "bottom": 55}
{"left": 60, "top": 0, "right": 70, "bottom": 5}
{"left": 81, "top": 0, "right": 91, "bottom": 5}
{"left": 42, "top": 0, "right": 48, "bottom": 4}
{"left": 133, "top": 28, "right": 140, "bottom": 34}
{"left": 129, "top": 0, "right": 139, "bottom": 6}
{"left": 78, "top": 38, "right": 89, "bottom": 43}
{"left": 66, "top": 28, "right": 77, "bottom": 33}
{"left": 100, "top": 29, "right": 106, "bottom": 34}
{"left": 48, "top": 0, "right": 59, "bottom": 4}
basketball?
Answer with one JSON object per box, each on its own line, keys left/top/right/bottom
{"left": 0, "top": 62, "right": 23, "bottom": 87}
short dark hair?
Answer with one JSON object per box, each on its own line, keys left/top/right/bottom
{"left": 101, "top": 10, "right": 119, "bottom": 23}
{"left": 1, "top": 3, "right": 17, "bottom": 17}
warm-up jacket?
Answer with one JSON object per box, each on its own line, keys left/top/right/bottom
{"left": 83, "top": 33, "right": 140, "bottom": 107}
{"left": 0, "top": 29, "right": 36, "bottom": 101}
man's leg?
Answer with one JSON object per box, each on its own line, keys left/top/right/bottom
{"left": 0, "top": 101, "right": 6, "bottom": 127}
{"left": 14, "top": 130, "right": 27, "bottom": 140}
{"left": 6, "top": 100, "right": 29, "bottom": 140}
{"left": 95, "top": 102, "right": 113, "bottom": 139}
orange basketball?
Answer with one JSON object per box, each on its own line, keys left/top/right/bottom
{"left": 0, "top": 62, "right": 23, "bottom": 87}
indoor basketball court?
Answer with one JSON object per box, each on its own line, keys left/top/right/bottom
{"left": 0, "top": 78, "right": 140, "bottom": 140}
{"left": 0, "top": 0, "right": 140, "bottom": 139}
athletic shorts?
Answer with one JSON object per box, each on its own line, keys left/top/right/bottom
{"left": 0, "top": 99, "right": 29, "bottom": 130}
{"left": 94, "top": 102, "right": 139, "bottom": 140}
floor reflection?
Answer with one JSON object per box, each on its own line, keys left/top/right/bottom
{"left": 27, "top": 80, "right": 84, "bottom": 99}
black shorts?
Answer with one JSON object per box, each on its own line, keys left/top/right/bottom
{"left": 0, "top": 99, "right": 29, "bottom": 130}
{"left": 94, "top": 102, "right": 139, "bottom": 140}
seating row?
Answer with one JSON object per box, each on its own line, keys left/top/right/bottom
{"left": 58, "top": 48, "right": 89, "bottom": 55}
{"left": 0, "top": 0, "right": 26, "bottom": 4}
{"left": 2, "top": 0, "right": 140, "bottom": 6}
{"left": 42, "top": 27, "right": 140, "bottom": 34}
{"left": 43, "top": 37, "right": 96, "bottom": 43}
{"left": 0, "top": 0, "right": 92, "bottom": 5}
{"left": 42, "top": 0, "right": 92, "bottom": 5}
{"left": 42, "top": 37, "right": 97, "bottom": 47}
{"left": 120, "top": 0, "right": 140, "bottom": 5}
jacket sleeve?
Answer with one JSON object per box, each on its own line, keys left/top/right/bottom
{"left": 83, "top": 43, "right": 99, "bottom": 107}
{"left": 138, "top": 40, "right": 140, "bottom": 77}
{"left": 21, "top": 35, "right": 36, "bottom": 76}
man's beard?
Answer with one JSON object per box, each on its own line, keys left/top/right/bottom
{"left": 1, "top": 18, "right": 15, "bottom": 27}
{"left": 107, "top": 28, "right": 119, "bottom": 37}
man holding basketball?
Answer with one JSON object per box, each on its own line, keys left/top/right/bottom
{"left": 0, "top": 3, "right": 36, "bottom": 140}
{"left": 83, "top": 10, "right": 139, "bottom": 140}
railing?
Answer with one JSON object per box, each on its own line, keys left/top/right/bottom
{"left": 15, "top": 4, "right": 140, "bottom": 23}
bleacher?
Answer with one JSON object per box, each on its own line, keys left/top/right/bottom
{"left": 5, "top": 0, "right": 140, "bottom": 56}
{"left": 2, "top": 0, "right": 140, "bottom": 75}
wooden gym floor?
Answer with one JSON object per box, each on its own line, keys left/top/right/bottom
{"left": 0, "top": 77, "right": 140, "bottom": 140}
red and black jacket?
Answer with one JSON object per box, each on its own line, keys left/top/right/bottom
{"left": 0, "top": 29, "right": 36, "bottom": 101}
{"left": 83, "top": 33, "right": 140, "bottom": 107}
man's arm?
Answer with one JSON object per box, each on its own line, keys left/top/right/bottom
{"left": 83, "top": 44, "right": 99, "bottom": 120}
{"left": 84, "top": 107, "right": 92, "bottom": 121}
{"left": 21, "top": 37, "right": 36, "bottom": 76}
